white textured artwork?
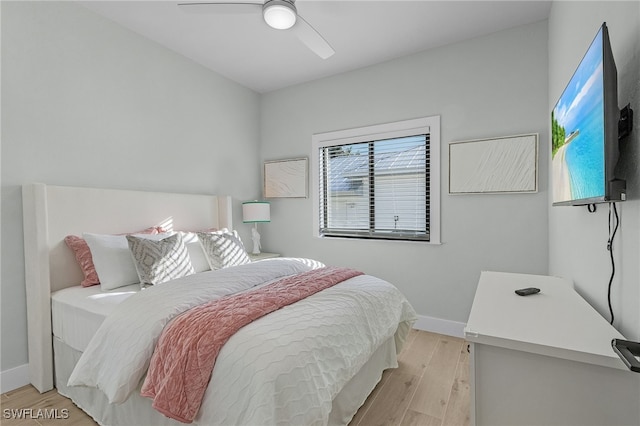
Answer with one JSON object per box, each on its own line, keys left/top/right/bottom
{"left": 264, "top": 158, "right": 308, "bottom": 198}
{"left": 449, "top": 134, "right": 538, "bottom": 194}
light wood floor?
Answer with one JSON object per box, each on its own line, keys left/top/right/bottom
{"left": 1, "top": 330, "right": 469, "bottom": 426}
{"left": 350, "top": 330, "right": 470, "bottom": 426}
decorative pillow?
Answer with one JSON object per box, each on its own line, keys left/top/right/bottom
{"left": 64, "top": 235, "right": 101, "bottom": 287}
{"left": 127, "top": 233, "right": 195, "bottom": 288}
{"left": 83, "top": 231, "right": 171, "bottom": 291}
{"left": 197, "top": 229, "right": 251, "bottom": 270}
{"left": 65, "top": 226, "right": 161, "bottom": 287}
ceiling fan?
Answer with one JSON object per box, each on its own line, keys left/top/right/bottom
{"left": 178, "top": 0, "right": 335, "bottom": 59}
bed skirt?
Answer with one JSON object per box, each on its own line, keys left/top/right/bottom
{"left": 54, "top": 335, "right": 398, "bottom": 426}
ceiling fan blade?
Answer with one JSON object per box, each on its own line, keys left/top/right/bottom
{"left": 292, "top": 15, "right": 335, "bottom": 59}
{"left": 178, "top": 2, "right": 262, "bottom": 15}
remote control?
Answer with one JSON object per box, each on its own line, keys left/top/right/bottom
{"left": 515, "top": 287, "right": 540, "bottom": 296}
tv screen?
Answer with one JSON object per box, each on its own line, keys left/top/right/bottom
{"left": 551, "top": 23, "right": 623, "bottom": 206}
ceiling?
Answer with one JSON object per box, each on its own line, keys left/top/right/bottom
{"left": 80, "top": 1, "right": 551, "bottom": 93}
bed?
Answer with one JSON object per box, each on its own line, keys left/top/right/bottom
{"left": 22, "top": 183, "right": 417, "bottom": 425}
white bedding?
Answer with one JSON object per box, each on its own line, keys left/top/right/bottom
{"left": 52, "top": 283, "right": 140, "bottom": 352}
{"left": 67, "top": 258, "right": 416, "bottom": 425}
{"left": 55, "top": 334, "right": 399, "bottom": 426}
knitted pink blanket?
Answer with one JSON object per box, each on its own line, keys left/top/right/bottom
{"left": 140, "top": 266, "right": 363, "bottom": 423}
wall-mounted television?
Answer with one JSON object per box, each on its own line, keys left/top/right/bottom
{"left": 551, "top": 22, "right": 626, "bottom": 206}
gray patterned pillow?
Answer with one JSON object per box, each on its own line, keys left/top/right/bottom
{"left": 197, "top": 229, "right": 251, "bottom": 270}
{"left": 126, "top": 233, "right": 195, "bottom": 288}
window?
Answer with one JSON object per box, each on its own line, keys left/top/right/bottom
{"left": 312, "top": 116, "right": 440, "bottom": 243}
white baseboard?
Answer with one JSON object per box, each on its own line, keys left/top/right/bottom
{"left": 1, "top": 364, "right": 30, "bottom": 393}
{"left": 413, "top": 314, "right": 466, "bottom": 338}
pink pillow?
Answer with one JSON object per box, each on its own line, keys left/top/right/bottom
{"left": 65, "top": 226, "right": 164, "bottom": 287}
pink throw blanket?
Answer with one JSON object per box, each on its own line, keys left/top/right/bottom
{"left": 140, "top": 266, "right": 363, "bottom": 423}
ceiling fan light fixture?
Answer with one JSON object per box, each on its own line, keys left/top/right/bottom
{"left": 263, "top": 0, "right": 297, "bottom": 30}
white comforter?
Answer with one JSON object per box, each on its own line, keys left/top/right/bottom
{"left": 68, "top": 258, "right": 416, "bottom": 425}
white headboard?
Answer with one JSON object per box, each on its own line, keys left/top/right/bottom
{"left": 22, "top": 183, "right": 233, "bottom": 392}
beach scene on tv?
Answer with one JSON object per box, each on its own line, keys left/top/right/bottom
{"left": 552, "top": 29, "right": 606, "bottom": 204}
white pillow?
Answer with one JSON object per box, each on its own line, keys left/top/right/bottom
{"left": 83, "top": 232, "right": 172, "bottom": 291}
{"left": 179, "top": 231, "right": 211, "bottom": 273}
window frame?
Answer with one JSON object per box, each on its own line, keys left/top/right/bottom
{"left": 311, "top": 116, "right": 441, "bottom": 244}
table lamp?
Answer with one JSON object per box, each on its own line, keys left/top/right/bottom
{"left": 242, "top": 201, "right": 271, "bottom": 254}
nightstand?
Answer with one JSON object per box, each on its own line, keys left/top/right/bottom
{"left": 248, "top": 252, "right": 280, "bottom": 261}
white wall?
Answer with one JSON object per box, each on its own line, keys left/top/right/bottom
{"left": 548, "top": 1, "right": 640, "bottom": 340}
{"left": 1, "top": 1, "right": 260, "bottom": 378}
{"left": 259, "top": 21, "right": 549, "bottom": 327}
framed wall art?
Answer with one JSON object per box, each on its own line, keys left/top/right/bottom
{"left": 449, "top": 133, "right": 538, "bottom": 194}
{"left": 264, "top": 158, "right": 308, "bottom": 198}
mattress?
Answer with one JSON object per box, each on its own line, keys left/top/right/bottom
{"left": 51, "top": 284, "right": 140, "bottom": 352}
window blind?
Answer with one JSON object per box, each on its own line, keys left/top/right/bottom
{"left": 318, "top": 134, "right": 430, "bottom": 241}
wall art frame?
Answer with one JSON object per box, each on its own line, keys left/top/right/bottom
{"left": 449, "top": 133, "right": 538, "bottom": 194}
{"left": 264, "top": 157, "right": 308, "bottom": 198}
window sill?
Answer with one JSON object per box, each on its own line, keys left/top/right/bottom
{"left": 316, "top": 235, "right": 442, "bottom": 245}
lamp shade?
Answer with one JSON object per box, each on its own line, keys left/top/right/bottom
{"left": 242, "top": 201, "right": 271, "bottom": 223}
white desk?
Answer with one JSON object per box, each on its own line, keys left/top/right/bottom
{"left": 465, "top": 271, "right": 639, "bottom": 426}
